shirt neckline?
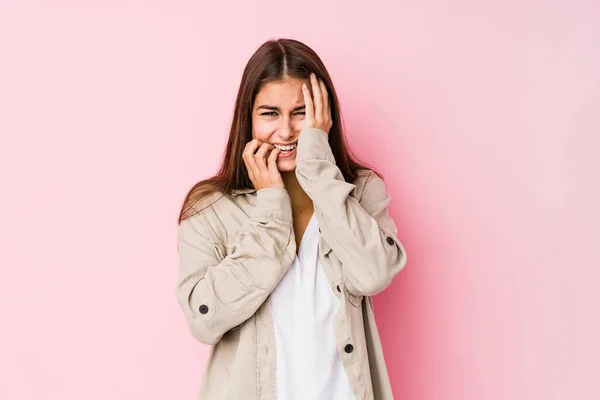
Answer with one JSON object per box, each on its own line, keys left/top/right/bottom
{"left": 296, "top": 211, "right": 317, "bottom": 259}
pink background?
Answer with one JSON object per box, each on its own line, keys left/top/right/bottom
{"left": 1, "top": 1, "right": 599, "bottom": 399}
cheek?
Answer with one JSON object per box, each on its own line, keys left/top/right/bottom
{"left": 252, "top": 120, "right": 272, "bottom": 141}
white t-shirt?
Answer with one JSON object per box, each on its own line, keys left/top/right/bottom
{"left": 269, "top": 212, "right": 356, "bottom": 400}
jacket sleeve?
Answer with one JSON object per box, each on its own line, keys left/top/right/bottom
{"left": 295, "top": 127, "right": 407, "bottom": 296}
{"left": 175, "top": 188, "right": 296, "bottom": 345}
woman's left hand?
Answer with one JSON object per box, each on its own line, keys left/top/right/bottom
{"left": 302, "top": 73, "right": 333, "bottom": 136}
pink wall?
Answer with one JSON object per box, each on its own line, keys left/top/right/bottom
{"left": 1, "top": 1, "right": 598, "bottom": 399}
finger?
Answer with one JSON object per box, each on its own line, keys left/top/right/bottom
{"left": 254, "top": 142, "right": 272, "bottom": 172}
{"left": 244, "top": 157, "right": 256, "bottom": 183}
{"left": 310, "top": 73, "right": 322, "bottom": 120}
{"left": 254, "top": 142, "right": 272, "bottom": 159}
{"left": 244, "top": 150, "right": 258, "bottom": 182}
{"left": 267, "top": 146, "right": 280, "bottom": 174}
{"left": 302, "top": 81, "right": 314, "bottom": 123}
{"left": 243, "top": 139, "right": 262, "bottom": 158}
{"left": 319, "top": 79, "right": 329, "bottom": 117}
{"left": 243, "top": 140, "right": 262, "bottom": 179}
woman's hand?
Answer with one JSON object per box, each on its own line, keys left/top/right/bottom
{"left": 302, "top": 73, "right": 333, "bottom": 135}
{"left": 242, "top": 140, "right": 285, "bottom": 191}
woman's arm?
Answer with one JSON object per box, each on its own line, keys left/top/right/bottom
{"left": 295, "top": 127, "right": 407, "bottom": 297}
{"left": 175, "top": 188, "right": 296, "bottom": 345}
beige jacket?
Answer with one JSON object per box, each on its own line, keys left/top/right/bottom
{"left": 176, "top": 127, "right": 407, "bottom": 400}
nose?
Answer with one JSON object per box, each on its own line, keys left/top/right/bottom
{"left": 278, "top": 116, "right": 296, "bottom": 140}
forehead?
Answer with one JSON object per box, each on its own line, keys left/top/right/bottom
{"left": 254, "top": 78, "right": 305, "bottom": 108}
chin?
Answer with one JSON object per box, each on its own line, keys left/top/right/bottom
{"left": 277, "top": 159, "right": 296, "bottom": 172}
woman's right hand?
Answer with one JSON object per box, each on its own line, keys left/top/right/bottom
{"left": 242, "top": 140, "right": 285, "bottom": 191}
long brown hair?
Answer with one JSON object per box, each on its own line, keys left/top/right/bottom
{"left": 178, "top": 38, "right": 380, "bottom": 224}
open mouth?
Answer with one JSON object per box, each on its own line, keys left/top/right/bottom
{"left": 273, "top": 143, "right": 297, "bottom": 159}
{"left": 273, "top": 141, "right": 297, "bottom": 153}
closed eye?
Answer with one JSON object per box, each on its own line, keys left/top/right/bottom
{"left": 260, "top": 112, "right": 305, "bottom": 116}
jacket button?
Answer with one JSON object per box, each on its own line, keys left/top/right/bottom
{"left": 324, "top": 253, "right": 329, "bottom": 258}
{"left": 344, "top": 344, "right": 354, "bottom": 353}
{"left": 386, "top": 236, "right": 394, "bottom": 245}
{"left": 199, "top": 304, "right": 209, "bottom": 314}
{"left": 336, "top": 285, "right": 341, "bottom": 293}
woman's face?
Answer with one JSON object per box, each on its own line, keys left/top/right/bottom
{"left": 251, "top": 77, "right": 308, "bottom": 172}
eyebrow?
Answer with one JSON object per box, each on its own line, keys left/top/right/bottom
{"left": 256, "top": 105, "right": 306, "bottom": 112}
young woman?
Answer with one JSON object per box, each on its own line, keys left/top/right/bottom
{"left": 176, "top": 38, "right": 407, "bottom": 400}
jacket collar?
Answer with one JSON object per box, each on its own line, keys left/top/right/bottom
{"left": 230, "top": 187, "right": 257, "bottom": 196}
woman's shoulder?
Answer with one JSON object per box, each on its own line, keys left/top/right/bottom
{"left": 355, "top": 167, "right": 373, "bottom": 181}
{"left": 187, "top": 189, "right": 243, "bottom": 219}
{"left": 185, "top": 186, "right": 255, "bottom": 227}
{"left": 354, "top": 167, "right": 382, "bottom": 194}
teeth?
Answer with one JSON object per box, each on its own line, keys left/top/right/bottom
{"left": 273, "top": 142, "right": 297, "bottom": 151}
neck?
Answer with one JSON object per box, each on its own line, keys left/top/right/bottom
{"left": 281, "top": 170, "right": 313, "bottom": 212}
